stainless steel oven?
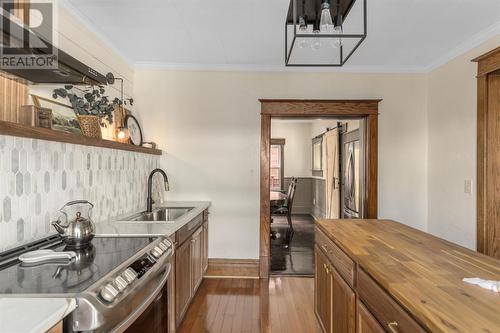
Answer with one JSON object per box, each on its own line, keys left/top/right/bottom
{"left": 0, "top": 235, "right": 173, "bottom": 333}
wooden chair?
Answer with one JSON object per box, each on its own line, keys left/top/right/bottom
{"left": 271, "top": 177, "right": 298, "bottom": 231}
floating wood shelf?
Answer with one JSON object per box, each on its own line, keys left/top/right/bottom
{"left": 0, "top": 120, "right": 162, "bottom": 155}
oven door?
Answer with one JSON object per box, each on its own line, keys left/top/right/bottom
{"left": 124, "top": 278, "right": 168, "bottom": 333}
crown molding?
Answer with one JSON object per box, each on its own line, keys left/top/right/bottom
{"left": 134, "top": 61, "right": 428, "bottom": 74}
{"left": 425, "top": 22, "right": 500, "bottom": 72}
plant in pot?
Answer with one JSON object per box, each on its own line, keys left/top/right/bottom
{"left": 52, "top": 85, "right": 133, "bottom": 139}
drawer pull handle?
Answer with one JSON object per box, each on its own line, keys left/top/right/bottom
{"left": 387, "top": 321, "right": 399, "bottom": 333}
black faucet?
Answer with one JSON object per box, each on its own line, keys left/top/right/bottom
{"left": 147, "top": 168, "right": 170, "bottom": 213}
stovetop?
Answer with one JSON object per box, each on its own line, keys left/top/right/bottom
{"left": 0, "top": 236, "right": 157, "bottom": 295}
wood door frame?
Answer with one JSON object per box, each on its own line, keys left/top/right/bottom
{"left": 473, "top": 47, "right": 500, "bottom": 255}
{"left": 259, "top": 99, "right": 381, "bottom": 278}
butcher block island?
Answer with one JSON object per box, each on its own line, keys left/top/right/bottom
{"left": 314, "top": 219, "right": 500, "bottom": 333}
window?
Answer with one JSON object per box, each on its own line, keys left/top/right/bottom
{"left": 312, "top": 136, "right": 323, "bottom": 177}
{"left": 270, "top": 139, "right": 285, "bottom": 191}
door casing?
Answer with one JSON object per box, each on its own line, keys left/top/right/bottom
{"left": 473, "top": 47, "right": 500, "bottom": 258}
{"left": 259, "top": 99, "right": 381, "bottom": 278}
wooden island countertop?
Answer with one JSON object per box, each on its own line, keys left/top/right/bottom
{"left": 316, "top": 219, "right": 500, "bottom": 333}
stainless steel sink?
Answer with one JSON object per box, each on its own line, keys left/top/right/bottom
{"left": 123, "top": 207, "right": 194, "bottom": 222}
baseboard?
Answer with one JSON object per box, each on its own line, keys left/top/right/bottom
{"left": 205, "top": 258, "right": 260, "bottom": 279}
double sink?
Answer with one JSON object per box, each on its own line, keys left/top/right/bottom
{"left": 120, "top": 207, "right": 194, "bottom": 223}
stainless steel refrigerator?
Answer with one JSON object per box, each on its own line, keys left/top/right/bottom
{"left": 340, "top": 126, "right": 366, "bottom": 218}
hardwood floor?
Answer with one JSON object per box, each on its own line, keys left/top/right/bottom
{"left": 177, "top": 277, "right": 322, "bottom": 333}
{"left": 270, "top": 214, "right": 315, "bottom": 276}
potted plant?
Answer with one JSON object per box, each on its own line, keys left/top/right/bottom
{"left": 52, "top": 85, "right": 133, "bottom": 139}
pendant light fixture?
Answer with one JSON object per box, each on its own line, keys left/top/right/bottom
{"left": 319, "top": 0, "right": 334, "bottom": 33}
{"left": 285, "top": 0, "right": 367, "bottom": 66}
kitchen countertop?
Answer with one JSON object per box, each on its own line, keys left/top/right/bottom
{"left": 0, "top": 201, "right": 210, "bottom": 333}
{"left": 96, "top": 201, "right": 211, "bottom": 237}
{"left": 317, "top": 219, "right": 500, "bottom": 333}
{"left": 0, "top": 297, "right": 76, "bottom": 333}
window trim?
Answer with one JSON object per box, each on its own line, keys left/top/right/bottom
{"left": 270, "top": 138, "right": 285, "bottom": 191}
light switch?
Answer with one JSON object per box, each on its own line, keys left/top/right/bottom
{"left": 464, "top": 180, "right": 472, "bottom": 194}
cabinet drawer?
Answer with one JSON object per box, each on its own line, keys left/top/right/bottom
{"left": 357, "top": 268, "right": 426, "bottom": 333}
{"left": 315, "top": 227, "right": 355, "bottom": 286}
{"left": 176, "top": 213, "right": 203, "bottom": 245}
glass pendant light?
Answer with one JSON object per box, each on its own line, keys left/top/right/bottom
{"left": 333, "top": 1, "right": 343, "bottom": 47}
{"left": 311, "top": 11, "right": 321, "bottom": 51}
{"left": 320, "top": 0, "right": 334, "bottom": 33}
{"left": 298, "top": 0, "right": 307, "bottom": 32}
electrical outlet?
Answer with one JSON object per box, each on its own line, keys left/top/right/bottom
{"left": 464, "top": 180, "right": 472, "bottom": 194}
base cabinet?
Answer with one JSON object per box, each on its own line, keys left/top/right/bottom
{"left": 331, "top": 266, "right": 355, "bottom": 333}
{"left": 175, "top": 238, "right": 192, "bottom": 325}
{"left": 315, "top": 244, "right": 355, "bottom": 333}
{"left": 315, "top": 246, "right": 332, "bottom": 333}
{"left": 202, "top": 212, "right": 209, "bottom": 273}
{"left": 174, "top": 209, "right": 209, "bottom": 329}
{"left": 315, "top": 226, "right": 428, "bottom": 333}
{"left": 357, "top": 303, "right": 385, "bottom": 333}
{"left": 190, "top": 228, "right": 203, "bottom": 292}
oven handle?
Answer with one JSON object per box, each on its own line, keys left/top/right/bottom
{"left": 110, "top": 263, "right": 171, "bottom": 333}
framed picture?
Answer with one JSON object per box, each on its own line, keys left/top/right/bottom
{"left": 32, "top": 95, "right": 82, "bottom": 134}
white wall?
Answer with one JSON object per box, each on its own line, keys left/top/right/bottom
{"left": 427, "top": 35, "right": 500, "bottom": 249}
{"left": 28, "top": 4, "right": 135, "bottom": 106}
{"left": 134, "top": 70, "right": 428, "bottom": 259}
{"left": 271, "top": 121, "right": 312, "bottom": 178}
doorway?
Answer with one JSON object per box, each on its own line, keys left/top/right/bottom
{"left": 474, "top": 48, "right": 500, "bottom": 259}
{"left": 269, "top": 118, "right": 364, "bottom": 276}
{"left": 259, "top": 99, "right": 381, "bottom": 278}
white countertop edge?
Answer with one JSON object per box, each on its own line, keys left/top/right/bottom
{"left": 0, "top": 297, "right": 76, "bottom": 333}
{"left": 95, "top": 201, "right": 211, "bottom": 238}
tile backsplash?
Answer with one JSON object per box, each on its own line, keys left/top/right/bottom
{"left": 0, "top": 135, "right": 163, "bottom": 251}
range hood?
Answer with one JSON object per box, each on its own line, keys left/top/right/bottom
{"left": 0, "top": 13, "right": 107, "bottom": 85}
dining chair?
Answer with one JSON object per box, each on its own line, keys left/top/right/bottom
{"left": 271, "top": 177, "right": 298, "bottom": 231}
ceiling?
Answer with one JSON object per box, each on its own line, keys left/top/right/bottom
{"left": 62, "top": 0, "right": 500, "bottom": 71}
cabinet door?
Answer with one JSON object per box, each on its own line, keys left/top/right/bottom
{"left": 357, "top": 302, "right": 385, "bottom": 333}
{"left": 202, "top": 221, "right": 209, "bottom": 273}
{"left": 331, "top": 265, "right": 356, "bottom": 333}
{"left": 175, "top": 239, "right": 192, "bottom": 326}
{"left": 190, "top": 228, "right": 203, "bottom": 292}
{"left": 315, "top": 245, "right": 332, "bottom": 333}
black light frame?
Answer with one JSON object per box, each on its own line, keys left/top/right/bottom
{"left": 285, "top": 0, "right": 367, "bottom": 67}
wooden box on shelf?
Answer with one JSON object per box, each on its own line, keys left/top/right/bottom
{"left": 18, "top": 105, "right": 52, "bottom": 128}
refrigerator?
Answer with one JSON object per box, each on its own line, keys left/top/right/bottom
{"left": 341, "top": 127, "right": 365, "bottom": 218}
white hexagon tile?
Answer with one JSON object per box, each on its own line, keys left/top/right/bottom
{"left": 0, "top": 135, "right": 163, "bottom": 251}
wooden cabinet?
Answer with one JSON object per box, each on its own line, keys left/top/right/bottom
{"left": 190, "top": 228, "right": 203, "bottom": 292}
{"left": 175, "top": 238, "right": 192, "bottom": 325}
{"left": 315, "top": 245, "right": 332, "bottom": 333}
{"left": 202, "top": 212, "right": 209, "bottom": 273}
{"left": 357, "top": 268, "right": 426, "bottom": 333}
{"left": 315, "top": 244, "right": 355, "bottom": 333}
{"left": 331, "top": 266, "right": 355, "bottom": 333}
{"left": 357, "top": 303, "right": 385, "bottom": 333}
{"left": 174, "top": 209, "right": 209, "bottom": 329}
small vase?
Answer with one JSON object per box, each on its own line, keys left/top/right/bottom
{"left": 77, "top": 115, "right": 102, "bottom": 139}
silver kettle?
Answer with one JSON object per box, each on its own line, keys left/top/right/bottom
{"left": 52, "top": 200, "right": 95, "bottom": 249}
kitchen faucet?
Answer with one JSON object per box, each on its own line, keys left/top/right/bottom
{"left": 147, "top": 168, "right": 170, "bottom": 213}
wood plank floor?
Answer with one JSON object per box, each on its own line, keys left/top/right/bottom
{"left": 177, "top": 277, "right": 322, "bottom": 333}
